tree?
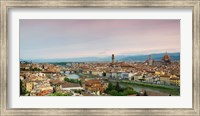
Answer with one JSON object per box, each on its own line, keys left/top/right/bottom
{"left": 110, "top": 90, "right": 118, "bottom": 96}
{"left": 64, "top": 77, "right": 69, "bottom": 82}
{"left": 102, "top": 72, "right": 106, "bottom": 77}
{"left": 33, "top": 68, "right": 41, "bottom": 71}
{"left": 105, "top": 82, "right": 114, "bottom": 92}
{"left": 144, "top": 90, "right": 148, "bottom": 96}
{"left": 115, "top": 82, "right": 121, "bottom": 92}
{"left": 124, "top": 89, "right": 134, "bottom": 95}
{"left": 20, "top": 80, "right": 27, "bottom": 95}
{"left": 48, "top": 92, "right": 72, "bottom": 96}
{"left": 79, "top": 81, "right": 82, "bottom": 86}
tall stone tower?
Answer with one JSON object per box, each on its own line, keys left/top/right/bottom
{"left": 148, "top": 55, "right": 153, "bottom": 65}
{"left": 112, "top": 54, "right": 115, "bottom": 64}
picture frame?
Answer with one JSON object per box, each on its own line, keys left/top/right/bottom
{"left": 0, "top": 0, "right": 199, "bottom": 115}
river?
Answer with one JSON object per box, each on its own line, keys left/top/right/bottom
{"left": 65, "top": 71, "right": 80, "bottom": 79}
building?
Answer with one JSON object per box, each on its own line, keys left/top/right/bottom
{"left": 37, "top": 90, "right": 53, "bottom": 96}
{"left": 60, "top": 82, "right": 83, "bottom": 91}
{"left": 145, "top": 55, "right": 154, "bottom": 65}
{"left": 160, "top": 75, "right": 171, "bottom": 85}
{"left": 133, "top": 73, "right": 144, "bottom": 81}
{"left": 26, "top": 82, "right": 33, "bottom": 92}
{"left": 84, "top": 79, "right": 108, "bottom": 95}
{"left": 155, "top": 71, "right": 165, "bottom": 76}
{"left": 111, "top": 72, "right": 117, "bottom": 78}
{"left": 170, "top": 77, "right": 180, "bottom": 86}
{"left": 92, "top": 70, "right": 103, "bottom": 76}
{"left": 117, "top": 72, "right": 134, "bottom": 80}
{"left": 105, "top": 72, "right": 112, "bottom": 78}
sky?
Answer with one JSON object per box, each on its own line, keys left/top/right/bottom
{"left": 20, "top": 19, "right": 180, "bottom": 59}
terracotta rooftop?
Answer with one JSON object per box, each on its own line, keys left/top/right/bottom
{"left": 61, "top": 82, "right": 81, "bottom": 88}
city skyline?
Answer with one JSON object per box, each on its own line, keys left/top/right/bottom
{"left": 20, "top": 19, "right": 180, "bottom": 59}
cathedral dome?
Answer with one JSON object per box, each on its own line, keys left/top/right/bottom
{"left": 162, "top": 52, "right": 171, "bottom": 62}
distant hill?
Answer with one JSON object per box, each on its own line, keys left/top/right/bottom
{"left": 22, "top": 52, "right": 180, "bottom": 63}
{"left": 119, "top": 52, "right": 180, "bottom": 62}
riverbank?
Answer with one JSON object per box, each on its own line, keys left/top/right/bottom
{"left": 111, "top": 80, "right": 180, "bottom": 96}
{"left": 77, "top": 73, "right": 97, "bottom": 78}
{"left": 121, "top": 80, "right": 180, "bottom": 90}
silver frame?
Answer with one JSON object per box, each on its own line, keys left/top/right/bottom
{"left": 0, "top": 0, "right": 199, "bottom": 115}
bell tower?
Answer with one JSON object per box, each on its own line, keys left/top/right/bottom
{"left": 112, "top": 54, "right": 115, "bottom": 64}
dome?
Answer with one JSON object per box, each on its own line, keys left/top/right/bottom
{"left": 162, "top": 52, "right": 171, "bottom": 62}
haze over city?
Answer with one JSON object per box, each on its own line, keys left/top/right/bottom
{"left": 20, "top": 19, "right": 180, "bottom": 60}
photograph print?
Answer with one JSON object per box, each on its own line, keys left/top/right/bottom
{"left": 20, "top": 19, "right": 180, "bottom": 96}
